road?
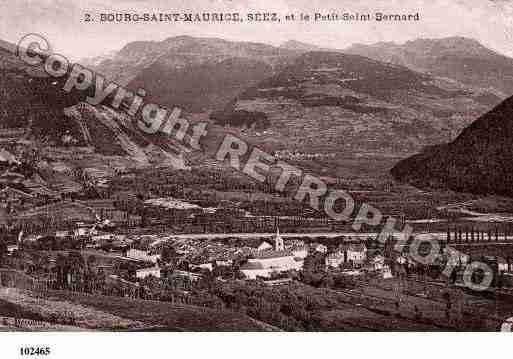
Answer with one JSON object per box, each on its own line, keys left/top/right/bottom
{"left": 163, "top": 231, "right": 450, "bottom": 241}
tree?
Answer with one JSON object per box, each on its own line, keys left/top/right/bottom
{"left": 139, "top": 275, "right": 162, "bottom": 299}
{"left": 67, "top": 251, "right": 85, "bottom": 291}
{"left": 321, "top": 273, "right": 335, "bottom": 288}
{"left": 86, "top": 255, "right": 96, "bottom": 272}
{"left": 34, "top": 253, "right": 51, "bottom": 274}
{"left": 0, "top": 240, "right": 7, "bottom": 266}
{"left": 55, "top": 254, "right": 69, "bottom": 289}
{"left": 414, "top": 305, "right": 421, "bottom": 320}
{"left": 68, "top": 251, "right": 85, "bottom": 269}
{"left": 160, "top": 245, "right": 177, "bottom": 265}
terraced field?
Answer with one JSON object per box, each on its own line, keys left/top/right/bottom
{"left": 0, "top": 288, "right": 277, "bottom": 331}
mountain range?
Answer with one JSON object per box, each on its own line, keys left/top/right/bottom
{"left": 91, "top": 36, "right": 504, "bottom": 157}
{"left": 210, "top": 49, "right": 500, "bottom": 176}
{"left": 2, "top": 34, "right": 512, "bottom": 189}
{"left": 95, "top": 35, "right": 299, "bottom": 85}
{"left": 346, "top": 37, "right": 513, "bottom": 97}
{"left": 91, "top": 36, "right": 511, "bottom": 112}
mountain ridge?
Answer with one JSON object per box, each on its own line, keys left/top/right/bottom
{"left": 95, "top": 35, "right": 302, "bottom": 86}
{"left": 345, "top": 36, "right": 513, "bottom": 96}
{"left": 212, "top": 50, "right": 500, "bottom": 176}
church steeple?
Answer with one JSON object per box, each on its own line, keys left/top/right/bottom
{"left": 275, "top": 227, "right": 284, "bottom": 251}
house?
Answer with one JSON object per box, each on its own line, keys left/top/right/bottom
{"left": 172, "top": 270, "right": 203, "bottom": 281}
{"left": 256, "top": 241, "right": 273, "bottom": 252}
{"left": 6, "top": 244, "right": 18, "bottom": 255}
{"left": 74, "top": 222, "right": 97, "bottom": 237}
{"left": 215, "top": 259, "right": 233, "bottom": 267}
{"left": 396, "top": 255, "right": 408, "bottom": 265}
{"left": 55, "top": 230, "right": 70, "bottom": 239}
{"left": 498, "top": 259, "right": 509, "bottom": 273}
{"left": 325, "top": 251, "right": 345, "bottom": 268}
{"left": 395, "top": 253, "right": 421, "bottom": 267}
{"left": 346, "top": 243, "right": 367, "bottom": 265}
{"left": 332, "top": 243, "right": 367, "bottom": 268}
{"left": 443, "top": 248, "right": 469, "bottom": 266}
{"left": 291, "top": 246, "right": 309, "bottom": 259}
{"left": 263, "top": 278, "right": 293, "bottom": 286}
{"left": 191, "top": 262, "right": 213, "bottom": 271}
{"left": 382, "top": 265, "right": 393, "bottom": 279}
{"left": 240, "top": 251, "right": 303, "bottom": 280}
{"left": 240, "top": 261, "right": 274, "bottom": 280}
{"left": 311, "top": 243, "right": 328, "bottom": 254}
{"left": 92, "top": 232, "right": 114, "bottom": 242}
{"left": 126, "top": 248, "right": 160, "bottom": 264}
{"left": 24, "top": 234, "right": 43, "bottom": 242}
{"left": 136, "top": 266, "right": 161, "bottom": 279}
{"left": 371, "top": 255, "right": 385, "bottom": 270}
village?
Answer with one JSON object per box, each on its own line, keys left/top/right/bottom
{"left": 1, "top": 135, "right": 513, "bottom": 331}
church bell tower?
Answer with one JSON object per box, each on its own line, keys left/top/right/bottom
{"left": 274, "top": 227, "right": 284, "bottom": 251}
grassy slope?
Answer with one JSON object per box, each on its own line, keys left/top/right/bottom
{"left": 0, "top": 298, "right": 46, "bottom": 322}
{"left": 45, "top": 290, "right": 277, "bottom": 331}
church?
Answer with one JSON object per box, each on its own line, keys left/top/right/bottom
{"left": 240, "top": 228, "right": 304, "bottom": 280}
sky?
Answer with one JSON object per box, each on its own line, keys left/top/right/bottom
{"left": 1, "top": 0, "right": 513, "bottom": 60}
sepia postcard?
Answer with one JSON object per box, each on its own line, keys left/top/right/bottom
{"left": 0, "top": 0, "right": 512, "bottom": 356}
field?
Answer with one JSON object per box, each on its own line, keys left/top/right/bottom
{"left": 44, "top": 290, "right": 278, "bottom": 331}
{"left": 0, "top": 288, "right": 276, "bottom": 331}
{"left": 0, "top": 297, "right": 46, "bottom": 322}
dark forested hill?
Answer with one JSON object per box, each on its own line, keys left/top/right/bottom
{"left": 391, "top": 95, "right": 513, "bottom": 196}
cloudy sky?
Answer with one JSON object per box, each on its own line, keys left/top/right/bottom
{"left": 1, "top": 0, "right": 513, "bottom": 59}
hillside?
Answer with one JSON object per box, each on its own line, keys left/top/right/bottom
{"left": 391, "top": 95, "right": 513, "bottom": 197}
{"left": 0, "top": 288, "right": 275, "bottom": 331}
{"left": 0, "top": 41, "right": 188, "bottom": 169}
{"left": 346, "top": 37, "right": 513, "bottom": 96}
{"left": 128, "top": 57, "right": 273, "bottom": 112}
{"left": 92, "top": 36, "right": 316, "bottom": 112}
{"left": 0, "top": 45, "right": 88, "bottom": 140}
{"left": 213, "top": 50, "right": 500, "bottom": 178}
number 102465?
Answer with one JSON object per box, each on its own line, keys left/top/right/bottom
{"left": 20, "top": 347, "right": 51, "bottom": 356}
